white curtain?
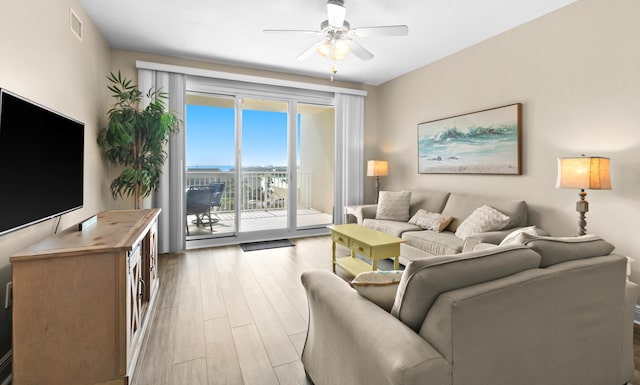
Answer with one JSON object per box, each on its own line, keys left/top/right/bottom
{"left": 138, "top": 69, "right": 186, "bottom": 253}
{"left": 335, "top": 93, "right": 364, "bottom": 223}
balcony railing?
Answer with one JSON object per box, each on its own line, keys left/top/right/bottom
{"left": 186, "top": 170, "right": 311, "bottom": 213}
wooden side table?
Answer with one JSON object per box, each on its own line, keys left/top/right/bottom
{"left": 327, "top": 223, "right": 405, "bottom": 276}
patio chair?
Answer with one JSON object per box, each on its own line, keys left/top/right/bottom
{"left": 209, "top": 182, "right": 225, "bottom": 216}
{"left": 186, "top": 186, "right": 215, "bottom": 235}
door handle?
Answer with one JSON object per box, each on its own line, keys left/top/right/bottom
{"left": 139, "top": 278, "right": 146, "bottom": 300}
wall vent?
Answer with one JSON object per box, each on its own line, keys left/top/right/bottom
{"left": 70, "top": 8, "right": 83, "bottom": 41}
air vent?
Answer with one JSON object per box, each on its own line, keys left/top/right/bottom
{"left": 70, "top": 8, "right": 83, "bottom": 41}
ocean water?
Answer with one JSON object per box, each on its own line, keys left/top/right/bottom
{"left": 418, "top": 124, "right": 518, "bottom": 173}
{"left": 187, "top": 165, "right": 234, "bottom": 171}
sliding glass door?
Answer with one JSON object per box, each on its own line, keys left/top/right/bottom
{"left": 297, "top": 104, "right": 335, "bottom": 228}
{"left": 184, "top": 91, "right": 335, "bottom": 245}
{"left": 185, "top": 94, "right": 237, "bottom": 238}
{"left": 240, "top": 98, "right": 289, "bottom": 233}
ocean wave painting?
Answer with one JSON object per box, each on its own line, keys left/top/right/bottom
{"left": 418, "top": 104, "right": 522, "bottom": 174}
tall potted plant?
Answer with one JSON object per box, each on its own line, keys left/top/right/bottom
{"left": 98, "top": 71, "right": 180, "bottom": 209}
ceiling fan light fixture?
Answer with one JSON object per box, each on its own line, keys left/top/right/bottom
{"left": 316, "top": 41, "right": 331, "bottom": 58}
{"left": 316, "top": 39, "right": 350, "bottom": 60}
{"left": 333, "top": 39, "right": 350, "bottom": 59}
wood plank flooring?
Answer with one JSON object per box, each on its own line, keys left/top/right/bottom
{"left": 133, "top": 236, "right": 345, "bottom": 385}
{"left": 133, "top": 235, "right": 640, "bottom": 385}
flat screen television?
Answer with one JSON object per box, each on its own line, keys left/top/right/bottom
{"left": 0, "top": 89, "right": 84, "bottom": 236}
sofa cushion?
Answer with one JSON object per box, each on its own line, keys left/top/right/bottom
{"left": 516, "top": 233, "right": 615, "bottom": 267}
{"left": 362, "top": 219, "right": 421, "bottom": 238}
{"left": 375, "top": 191, "right": 412, "bottom": 221}
{"left": 350, "top": 270, "right": 403, "bottom": 312}
{"left": 402, "top": 230, "right": 464, "bottom": 256}
{"left": 407, "top": 190, "right": 451, "bottom": 217}
{"left": 408, "top": 209, "right": 453, "bottom": 232}
{"left": 454, "top": 205, "right": 510, "bottom": 239}
{"left": 441, "top": 193, "right": 528, "bottom": 232}
{"left": 390, "top": 245, "right": 542, "bottom": 332}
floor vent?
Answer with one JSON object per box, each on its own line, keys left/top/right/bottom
{"left": 70, "top": 8, "right": 83, "bottom": 41}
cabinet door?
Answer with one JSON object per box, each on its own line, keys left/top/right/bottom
{"left": 143, "top": 220, "right": 159, "bottom": 301}
{"left": 127, "top": 247, "right": 143, "bottom": 356}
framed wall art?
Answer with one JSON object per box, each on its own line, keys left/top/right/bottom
{"left": 417, "top": 103, "right": 522, "bottom": 175}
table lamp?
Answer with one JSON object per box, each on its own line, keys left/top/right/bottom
{"left": 556, "top": 155, "right": 611, "bottom": 236}
{"left": 367, "top": 160, "right": 388, "bottom": 203}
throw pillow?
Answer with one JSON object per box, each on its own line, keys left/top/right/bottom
{"left": 499, "top": 226, "right": 539, "bottom": 246}
{"left": 351, "top": 270, "right": 403, "bottom": 312}
{"left": 375, "top": 191, "right": 411, "bottom": 222}
{"left": 408, "top": 209, "right": 454, "bottom": 232}
{"left": 517, "top": 233, "right": 615, "bottom": 267}
{"left": 454, "top": 205, "right": 510, "bottom": 240}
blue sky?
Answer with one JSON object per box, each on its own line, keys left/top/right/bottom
{"left": 186, "top": 105, "right": 291, "bottom": 168}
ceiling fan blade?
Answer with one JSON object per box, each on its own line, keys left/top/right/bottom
{"left": 296, "top": 41, "right": 324, "bottom": 60}
{"left": 327, "top": 0, "right": 346, "bottom": 28}
{"left": 346, "top": 40, "right": 374, "bottom": 61}
{"left": 263, "top": 29, "right": 320, "bottom": 35}
{"left": 350, "top": 25, "right": 409, "bottom": 38}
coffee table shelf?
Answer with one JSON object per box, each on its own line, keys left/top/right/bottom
{"left": 334, "top": 256, "right": 373, "bottom": 276}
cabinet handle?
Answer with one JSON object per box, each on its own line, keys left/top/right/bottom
{"left": 139, "top": 279, "right": 146, "bottom": 300}
{"left": 338, "top": 237, "right": 344, "bottom": 242}
{"left": 358, "top": 247, "right": 364, "bottom": 252}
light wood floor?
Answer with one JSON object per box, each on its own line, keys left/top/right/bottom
{"left": 133, "top": 235, "right": 640, "bottom": 385}
{"left": 133, "top": 236, "right": 348, "bottom": 385}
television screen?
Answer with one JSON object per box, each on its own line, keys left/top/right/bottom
{"left": 0, "top": 89, "right": 84, "bottom": 235}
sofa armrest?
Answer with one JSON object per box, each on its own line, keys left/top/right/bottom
{"left": 301, "top": 270, "right": 451, "bottom": 385}
{"left": 344, "top": 204, "right": 378, "bottom": 224}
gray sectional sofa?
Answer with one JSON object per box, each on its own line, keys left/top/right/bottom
{"left": 301, "top": 238, "right": 638, "bottom": 385}
{"left": 347, "top": 190, "right": 541, "bottom": 264}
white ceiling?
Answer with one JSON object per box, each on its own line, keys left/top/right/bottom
{"left": 80, "top": 0, "right": 576, "bottom": 86}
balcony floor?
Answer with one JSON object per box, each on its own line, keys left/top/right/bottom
{"left": 186, "top": 208, "right": 333, "bottom": 238}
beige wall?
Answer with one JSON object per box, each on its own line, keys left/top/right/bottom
{"left": 0, "top": 0, "right": 112, "bottom": 367}
{"left": 376, "top": 0, "right": 640, "bottom": 282}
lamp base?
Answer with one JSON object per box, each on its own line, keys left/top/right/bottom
{"left": 576, "top": 189, "right": 589, "bottom": 236}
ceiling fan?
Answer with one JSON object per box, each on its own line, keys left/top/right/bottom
{"left": 264, "top": 0, "right": 408, "bottom": 76}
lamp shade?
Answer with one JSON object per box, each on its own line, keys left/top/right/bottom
{"left": 367, "top": 160, "right": 389, "bottom": 177}
{"left": 556, "top": 156, "right": 611, "bottom": 190}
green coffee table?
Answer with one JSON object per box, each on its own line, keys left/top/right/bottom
{"left": 327, "top": 224, "right": 405, "bottom": 276}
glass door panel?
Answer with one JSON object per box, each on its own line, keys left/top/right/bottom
{"left": 185, "top": 94, "right": 236, "bottom": 239}
{"left": 240, "top": 98, "right": 289, "bottom": 233}
{"left": 297, "top": 104, "right": 335, "bottom": 229}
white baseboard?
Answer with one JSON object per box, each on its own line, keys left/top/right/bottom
{"left": 0, "top": 349, "right": 11, "bottom": 385}
{"left": 635, "top": 305, "right": 640, "bottom": 324}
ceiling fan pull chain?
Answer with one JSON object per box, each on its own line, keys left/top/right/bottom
{"left": 331, "top": 59, "right": 338, "bottom": 81}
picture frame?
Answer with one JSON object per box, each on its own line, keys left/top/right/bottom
{"left": 417, "top": 103, "right": 522, "bottom": 175}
